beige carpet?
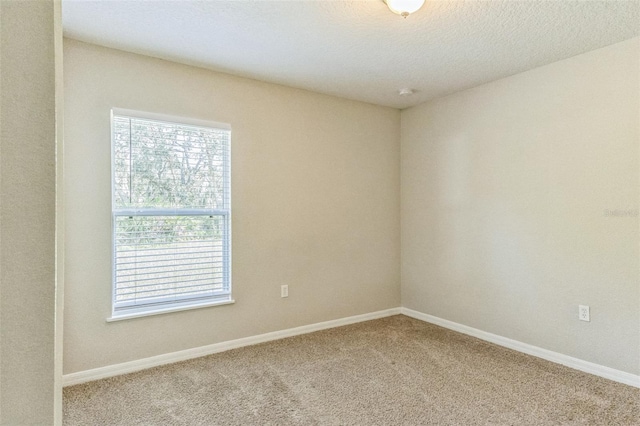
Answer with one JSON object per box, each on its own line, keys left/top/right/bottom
{"left": 63, "top": 315, "right": 639, "bottom": 425}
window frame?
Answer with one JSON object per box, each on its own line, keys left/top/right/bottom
{"left": 108, "top": 108, "right": 233, "bottom": 321}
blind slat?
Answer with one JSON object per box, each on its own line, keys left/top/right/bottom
{"left": 116, "top": 280, "right": 225, "bottom": 297}
{"left": 116, "top": 259, "right": 225, "bottom": 272}
{"left": 116, "top": 269, "right": 223, "bottom": 285}
{"left": 115, "top": 246, "right": 229, "bottom": 256}
{"left": 116, "top": 266, "right": 224, "bottom": 279}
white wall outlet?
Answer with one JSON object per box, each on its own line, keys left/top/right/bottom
{"left": 281, "top": 285, "right": 289, "bottom": 298}
{"left": 578, "top": 305, "right": 590, "bottom": 322}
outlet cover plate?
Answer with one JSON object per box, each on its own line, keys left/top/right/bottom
{"left": 579, "top": 305, "right": 590, "bottom": 322}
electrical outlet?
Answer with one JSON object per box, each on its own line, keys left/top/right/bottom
{"left": 281, "top": 285, "right": 288, "bottom": 298}
{"left": 578, "top": 305, "right": 590, "bottom": 322}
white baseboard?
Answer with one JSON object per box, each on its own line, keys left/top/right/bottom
{"left": 62, "top": 307, "right": 402, "bottom": 387}
{"left": 401, "top": 307, "right": 640, "bottom": 389}
{"left": 64, "top": 306, "right": 639, "bottom": 389}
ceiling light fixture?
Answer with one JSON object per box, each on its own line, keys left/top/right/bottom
{"left": 384, "top": 0, "right": 425, "bottom": 18}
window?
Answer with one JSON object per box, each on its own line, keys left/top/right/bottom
{"left": 110, "top": 109, "right": 232, "bottom": 319}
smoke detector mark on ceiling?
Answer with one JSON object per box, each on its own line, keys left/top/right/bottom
{"left": 398, "top": 88, "right": 415, "bottom": 96}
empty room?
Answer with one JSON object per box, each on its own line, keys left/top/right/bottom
{"left": 0, "top": 0, "right": 638, "bottom": 424}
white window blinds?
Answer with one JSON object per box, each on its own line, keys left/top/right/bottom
{"left": 111, "top": 110, "right": 231, "bottom": 317}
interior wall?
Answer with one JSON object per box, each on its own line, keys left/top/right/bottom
{"left": 63, "top": 39, "right": 400, "bottom": 374}
{"left": 0, "top": 0, "right": 59, "bottom": 423}
{"left": 401, "top": 37, "right": 640, "bottom": 375}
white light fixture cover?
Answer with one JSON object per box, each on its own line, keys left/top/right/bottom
{"left": 384, "top": 0, "right": 425, "bottom": 17}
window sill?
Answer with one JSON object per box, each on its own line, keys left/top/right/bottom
{"left": 106, "top": 298, "right": 235, "bottom": 322}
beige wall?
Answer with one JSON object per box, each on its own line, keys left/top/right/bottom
{"left": 0, "top": 0, "right": 60, "bottom": 423}
{"left": 64, "top": 35, "right": 638, "bottom": 378}
{"left": 401, "top": 38, "right": 640, "bottom": 374}
{"left": 63, "top": 39, "right": 400, "bottom": 374}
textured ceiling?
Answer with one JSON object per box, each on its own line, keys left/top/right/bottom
{"left": 62, "top": 0, "right": 639, "bottom": 109}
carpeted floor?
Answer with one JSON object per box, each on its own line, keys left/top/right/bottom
{"left": 63, "top": 315, "right": 640, "bottom": 425}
